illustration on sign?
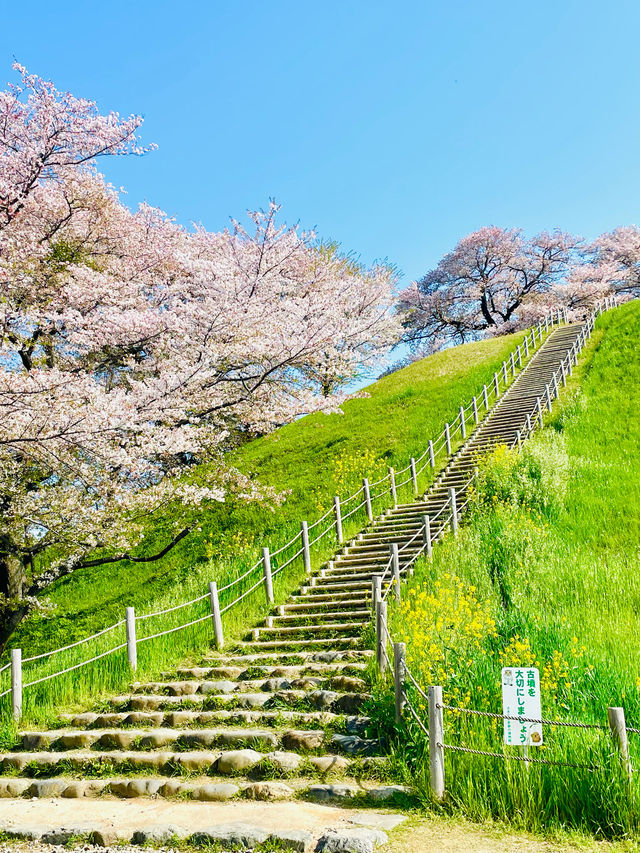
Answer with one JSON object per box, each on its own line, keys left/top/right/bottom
{"left": 501, "top": 666, "right": 543, "bottom": 746}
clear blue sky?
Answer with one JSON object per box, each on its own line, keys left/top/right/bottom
{"left": 2, "top": 0, "right": 639, "bottom": 289}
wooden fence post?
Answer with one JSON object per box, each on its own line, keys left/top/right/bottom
{"left": 444, "top": 424, "right": 451, "bottom": 455}
{"left": 429, "top": 685, "right": 445, "bottom": 800}
{"left": 516, "top": 429, "right": 521, "bottom": 448}
{"left": 545, "top": 384, "right": 552, "bottom": 411}
{"left": 493, "top": 372, "right": 500, "bottom": 398}
{"left": 371, "top": 574, "right": 382, "bottom": 616}
{"left": 394, "top": 642, "right": 407, "bottom": 724}
{"left": 262, "top": 547, "right": 274, "bottom": 604}
{"left": 376, "top": 599, "right": 388, "bottom": 676}
{"left": 422, "top": 514, "right": 432, "bottom": 558}
{"left": 428, "top": 440, "right": 435, "bottom": 470}
{"left": 524, "top": 336, "right": 529, "bottom": 358}
{"left": 389, "top": 467, "right": 398, "bottom": 508}
{"left": 449, "top": 487, "right": 458, "bottom": 535}
{"left": 552, "top": 372, "right": 559, "bottom": 399}
{"left": 390, "top": 542, "right": 401, "bottom": 601}
{"left": 526, "top": 412, "right": 532, "bottom": 434}
{"left": 472, "top": 396, "right": 479, "bottom": 425}
{"left": 482, "top": 384, "right": 489, "bottom": 410}
{"left": 517, "top": 345, "right": 522, "bottom": 368}
{"left": 10, "top": 648, "right": 22, "bottom": 722}
{"left": 208, "top": 581, "right": 224, "bottom": 649}
{"left": 334, "top": 496, "right": 343, "bottom": 545}
{"left": 363, "top": 478, "right": 373, "bottom": 522}
{"left": 301, "top": 521, "right": 311, "bottom": 573}
{"left": 459, "top": 406, "right": 466, "bottom": 440}
{"left": 510, "top": 352, "right": 516, "bottom": 377}
{"left": 410, "top": 458, "right": 418, "bottom": 495}
{"left": 560, "top": 361, "right": 567, "bottom": 387}
{"left": 125, "top": 606, "right": 137, "bottom": 672}
{"left": 502, "top": 361, "right": 508, "bottom": 385}
{"left": 608, "top": 706, "right": 632, "bottom": 781}
{"left": 536, "top": 397, "right": 544, "bottom": 427}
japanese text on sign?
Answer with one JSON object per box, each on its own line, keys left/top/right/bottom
{"left": 501, "top": 666, "right": 543, "bottom": 746}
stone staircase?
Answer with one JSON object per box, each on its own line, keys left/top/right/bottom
{"left": 0, "top": 323, "right": 585, "bottom": 833}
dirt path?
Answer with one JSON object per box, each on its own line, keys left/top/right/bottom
{"left": 387, "top": 815, "right": 633, "bottom": 853}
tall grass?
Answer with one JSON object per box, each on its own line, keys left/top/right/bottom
{"left": 369, "top": 301, "right": 640, "bottom": 837}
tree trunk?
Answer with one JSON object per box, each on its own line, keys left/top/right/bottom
{"left": 0, "top": 551, "right": 26, "bottom": 600}
{"left": 0, "top": 602, "right": 30, "bottom": 654}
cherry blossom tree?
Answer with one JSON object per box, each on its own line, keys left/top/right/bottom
{"left": 0, "top": 65, "right": 400, "bottom": 649}
{"left": 398, "top": 227, "right": 579, "bottom": 351}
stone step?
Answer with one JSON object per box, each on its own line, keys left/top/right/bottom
{"left": 17, "top": 727, "right": 380, "bottom": 756}
{"left": 109, "top": 689, "right": 369, "bottom": 714}
{"left": 58, "top": 709, "right": 371, "bottom": 731}
{"left": 132, "top": 672, "right": 367, "bottom": 695}
{"left": 271, "top": 610, "right": 371, "bottom": 624}
{"left": 0, "top": 774, "right": 403, "bottom": 806}
{"left": 251, "top": 622, "right": 366, "bottom": 640}
{"left": 201, "top": 649, "right": 373, "bottom": 665}
{"left": 0, "top": 747, "right": 385, "bottom": 778}
{"left": 170, "top": 662, "right": 368, "bottom": 679}
{"left": 238, "top": 636, "right": 363, "bottom": 651}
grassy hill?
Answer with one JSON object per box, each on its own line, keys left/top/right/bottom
{"left": 382, "top": 299, "right": 640, "bottom": 835}
{"left": 1, "top": 329, "right": 533, "bottom": 727}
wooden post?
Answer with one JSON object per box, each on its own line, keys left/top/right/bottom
{"left": 428, "top": 440, "right": 435, "bottom": 470}
{"left": 429, "top": 685, "right": 445, "bottom": 800}
{"left": 449, "top": 487, "right": 458, "bottom": 535}
{"left": 301, "top": 521, "right": 311, "bottom": 574}
{"left": 371, "top": 574, "right": 382, "bottom": 616}
{"left": 410, "top": 458, "right": 418, "bottom": 495}
{"left": 517, "top": 345, "right": 522, "bottom": 368}
{"left": 567, "top": 347, "right": 573, "bottom": 375}
{"left": 493, "top": 372, "right": 500, "bottom": 399}
{"left": 536, "top": 397, "right": 544, "bottom": 427}
{"left": 422, "top": 514, "right": 432, "bottom": 558}
{"left": 608, "top": 706, "right": 632, "bottom": 781}
{"left": 472, "top": 396, "right": 479, "bottom": 425}
{"left": 552, "top": 372, "right": 559, "bottom": 399}
{"left": 262, "top": 547, "right": 274, "bottom": 604}
{"left": 502, "top": 361, "right": 508, "bottom": 384}
{"left": 524, "top": 336, "right": 530, "bottom": 358}
{"left": 394, "top": 642, "right": 407, "bottom": 724}
{"left": 482, "top": 384, "right": 489, "bottom": 410}
{"left": 334, "top": 496, "right": 343, "bottom": 545}
{"left": 515, "top": 429, "right": 521, "bottom": 448}
{"left": 459, "top": 405, "right": 466, "bottom": 439}
{"left": 376, "top": 599, "right": 388, "bottom": 676}
{"left": 510, "top": 352, "right": 516, "bottom": 377}
{"left": 526, "top": 412, "right": 532, "bottom": 434}
{"left": 560, "top": 361, "right": 567, "bottom": 387}
{"left": 208, "top": 581, "right": 224, "bottom": 650}
{"left": 389, "top": 467, "right": 398, "bottom": 508}
{"left": 125, "top": 606, "right": 137, "bottom": 672}
{"left": 444, "top": 423, "right": 451, "bottom": 455}
{"left": 363, "top": 477, "right": 373, "bottom": 522}
{"left": 10, "top": 648, "right": 22, "bottom": 722}
{"left": 545, "top": 383, "right": 552, "bottom": 411}
{"left": 390, "top": 542, "right": 401, "bottom": 602}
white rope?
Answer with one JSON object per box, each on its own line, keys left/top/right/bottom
{"left": 23, "top": 643, "right": 128, "bottom": 687}
{"left": 0, "top": 662, "right": 11, "bottom": 675}
{"left": 342, "top": 499, "right": 368, "bottom": 520}
{"left": 22, "top": 620, "right": 125, "bottom": 664}
{"left": 0, "top": 687, "right": 11, "bottom": 699}
{"left": 269, "top": 530, "right": 302, "bottom": 558}
{"left": 136, "top": 591, "right": 210, "bottom": 621}
{"left": 218, "top": 557, "right": 263, "bottom": 593}
{"left": 308, "top": 518, "right": 337, "bottom": 548}
{"left": 307, "top": 504, "right": 336, "bottom": 531}
{"left": 220, "top": 573, "right": 266, "bottom": 613}
{"left": 340, "top": 484, "right": 365, "bottom": 506}
{"left": 271, "top": 546, "right": 305, "bottom": 576}
{"left": 137, "top": 613, "right": 211, "bottom": 644}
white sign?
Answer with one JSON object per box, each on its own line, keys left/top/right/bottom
{"left": 501, "top": 666, "right": 543, "bottom": 746}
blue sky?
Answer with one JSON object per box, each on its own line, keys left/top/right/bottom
{"left": 2, "top": 0, "right": 639, "bottom": 295}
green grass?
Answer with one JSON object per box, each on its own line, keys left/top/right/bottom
{"left": 371, "top": 300, "right": 640, "bottom": 837}
{"left": 0, "top": 328, "right": 535, "bottom": 732}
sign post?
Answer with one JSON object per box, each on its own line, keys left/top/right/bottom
{"left": 501, "top": 667, "right": 543, "bottom": 754}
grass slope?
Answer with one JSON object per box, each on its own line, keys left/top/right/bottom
{"left": 379, "top": 300, "right": 640, "bottom": 836}
{"left": 0, "top": 330, "right": 531, "bottom": 729}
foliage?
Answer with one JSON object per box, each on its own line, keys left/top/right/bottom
{"left": 0, "top": 64, "right": 400, "bottom": 647}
